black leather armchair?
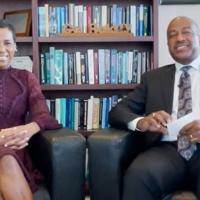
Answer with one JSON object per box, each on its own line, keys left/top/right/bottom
{"left": 28, "top": 128, "right": 86, "bottom": 200}
{"left": 88, "top": 128, "right": 198, "bottom": 200}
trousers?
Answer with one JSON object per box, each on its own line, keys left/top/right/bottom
{"left": 122, "top": 142, "right": 200, "bottom": 200}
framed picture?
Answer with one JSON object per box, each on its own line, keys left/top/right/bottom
{"left": 160, "top": 0, "right": 200, "bottom": 4}
{"left": 3, "top": 9, "right": 32, "bottom": 36}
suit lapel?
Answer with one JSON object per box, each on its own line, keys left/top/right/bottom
{"left": 145, "top": 65, "right": 176, "bottom": 147}
{"left": 161, "top": 64, "right": 176, "bottom": 114}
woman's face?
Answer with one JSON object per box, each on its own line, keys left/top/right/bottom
{"left": 0, "top": 28, "right": 16, "bottom": 69}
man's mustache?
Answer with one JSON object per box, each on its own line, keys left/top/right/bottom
{"left": 174, "top": 42, "right": 189, "bottom": 48}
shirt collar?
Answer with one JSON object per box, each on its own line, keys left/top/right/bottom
{"left": 175, "top": 54, "right": 200, "bottom": 72}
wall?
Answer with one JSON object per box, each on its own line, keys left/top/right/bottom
{"left": 158, "top": 4, "right": 200, "bottom": 67}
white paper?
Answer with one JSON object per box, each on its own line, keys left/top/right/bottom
{"left": 167, "top": 112, "right": 200, "bottom": 140}
{"left": 11, "top": 56, "right": 33, "bottom": 72}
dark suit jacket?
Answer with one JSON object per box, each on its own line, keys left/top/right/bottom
{"left": 109, "top": 64, "right": 176, "bottom": 148}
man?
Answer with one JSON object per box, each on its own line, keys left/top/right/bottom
{"left": 109, "top": 16, "right": 200, "bottom": 199}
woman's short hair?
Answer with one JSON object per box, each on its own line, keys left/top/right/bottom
{"left": 0, "top": 19, "right": 16, "bottom": 42}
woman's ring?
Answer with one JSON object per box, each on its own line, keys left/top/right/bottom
{"left": 190, "top": 135, "right": 193, "bottom": 139}
{"left": 152, "top": 113, "right": 156, "bottom": 118}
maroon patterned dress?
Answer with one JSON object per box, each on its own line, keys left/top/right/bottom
{"left": 0, "top": 67, "right": 60, "bottom": 192}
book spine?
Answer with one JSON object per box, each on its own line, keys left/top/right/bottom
{"left": 49, "top": 46, "right": 55, "bottom": 84}
{"left": 87, "top": 49, "right": 95, "bottom": 84}
{"left": 54, "top": 49, "right": 63, "bottom": 84}
{"left": 75, "top": 52, "right": 81, "bottom": 84}
{"left": 87, "top": 96, "right": 94, "bottom": 130}
{"left": 38, "top": 6, "right": 45, "bottom": 37}
{"left": 63, "top": 52, "right": 69, "bottom": 84}
{"left": 44, "top": 4, "right": 49, "bottom": 37}
{"left": 98, "top": 49, "right": 105, "bottom": 84}
{"left": 40, "top": 53, "right": 45, "bottom": 84}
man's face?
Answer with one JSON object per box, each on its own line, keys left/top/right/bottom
{"left": 167, "top": 18, "right": 200, "bottom": 65}
{"left": 0, "top": 28, "right": 16, "bottom": 69}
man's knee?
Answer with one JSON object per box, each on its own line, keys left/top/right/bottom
{"left": 124, "top": 158, "right": 154, "bottom": 190}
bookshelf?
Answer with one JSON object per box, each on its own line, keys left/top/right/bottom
{"left": 0, "top": 0, "right": 158, "bottom": 131}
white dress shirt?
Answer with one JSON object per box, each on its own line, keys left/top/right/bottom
{"left": 128, "top": 55, "right": 200, "bottom": 141}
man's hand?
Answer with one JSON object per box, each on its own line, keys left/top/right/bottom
{"left": 180, "top": 120, "right": 200, "bottom": 143}
{"left": 137, "top": 110, "right": 171, "bottom": 134}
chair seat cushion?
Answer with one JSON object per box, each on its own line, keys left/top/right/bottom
{"left": 33, "top": 185, "right": 50, "bottom": 200}
{"left": 162, "top": 191, "right": 198, "bottom": 200}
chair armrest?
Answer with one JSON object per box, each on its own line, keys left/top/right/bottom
{"left": 29, "top": 128, "right": 86, "bottom": 200}
{"left": 88, "top": 128, "right": 140, "bottom": 200}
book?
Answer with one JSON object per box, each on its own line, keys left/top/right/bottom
{"left": 11, "top": 56, "right": 33, "bottom": 72}
{"left": 49, "top": 46, "right": 55, "bottom": 84}
{"left": 75, "top": 51, "right": 81, "bottom": 84}
{"left": 110, "top": 49, "right": 118, "bottom": 84}
{"left": 92, "top": 97, "right": 100, "bottom": 129}
{"left": 87, "top": 49, "right": 95, "bottom": 84}
{"left": 87, "top": 96, "right": 94, "bottom": 130}
{"left": 98, "top": 49, "right": 105, "bottom": 84}
{"left": 38, "top": 6, "right": 45, "bottom": 36}
{"left": 54, "top": 49, "right": 64, "bottom": 84}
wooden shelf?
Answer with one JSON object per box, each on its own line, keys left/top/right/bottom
{"left": 16, "top": 37, "right": 32, "bottom": 43}
{"left": 41, "top": 84, "right": 138, "bottom": 91}
{"left": 41, "top": 84, "right": 138, "bottom": 99}
{"left": 38, "top": 36, "right": 154, "bottom": 43}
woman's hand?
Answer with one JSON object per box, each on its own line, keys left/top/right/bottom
{"left": 137, "top": 110, "right": 171, "bottom": 134}
{"left": 0, "top": 122, "right": 40, "bottom": 150}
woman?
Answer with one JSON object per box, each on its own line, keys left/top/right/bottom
{"left": 0, "top": 19, "right": 60, "bottom": 200}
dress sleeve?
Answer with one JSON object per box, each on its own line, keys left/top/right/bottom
{"left": 27, "top": 72, "right": 61, "bottom": 131}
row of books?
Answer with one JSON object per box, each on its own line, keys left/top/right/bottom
{"left": 38, "top": 3, "right": 152, "bottom": 37}
{"left": 40, "top": 47, "right": 153, "bottom": 85}
{"left": 46, "top": 95, "right": 120, "bottom": 130}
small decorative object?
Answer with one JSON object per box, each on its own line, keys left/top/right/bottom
{"left": 61, "top": 24, "right": 132, "bottom": 37}
{"left": 62, "top": 24, "right": 81, "bottom": 34}
{"left": 160, "top": 0, "right": 200, "bottom": 4}
{"left": 3, "top": 9, "right": 32, "bottom": 36}
{"left": 119, "top": 24, "right": 131, "bottom": 32}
